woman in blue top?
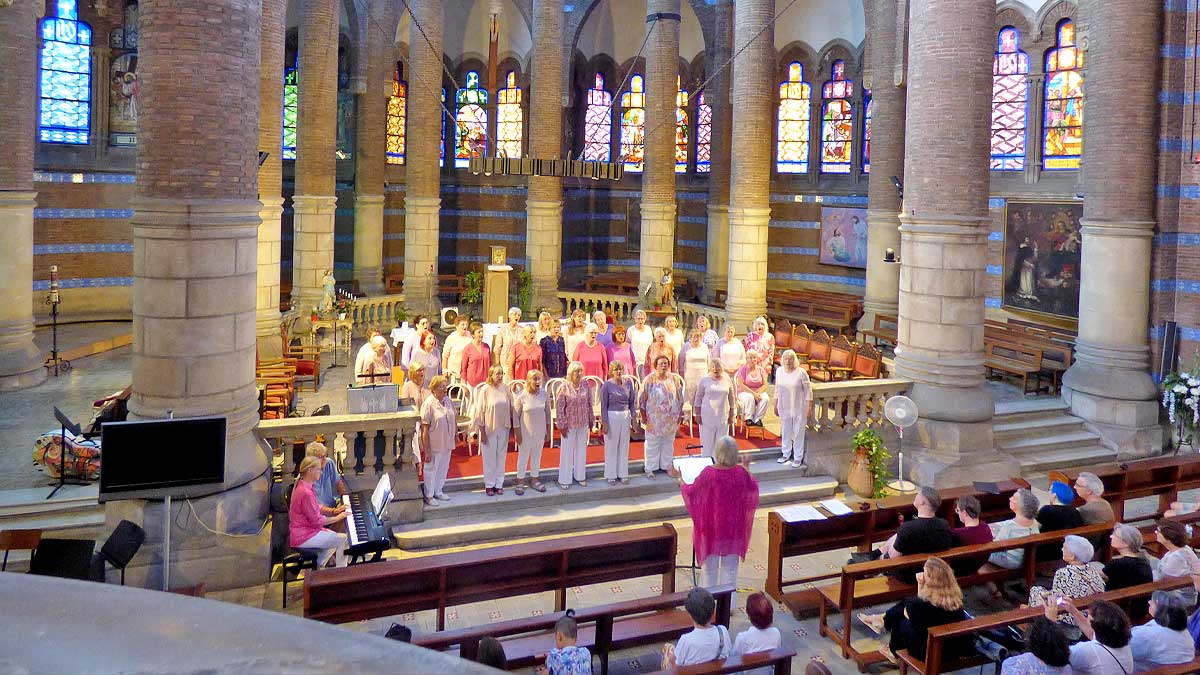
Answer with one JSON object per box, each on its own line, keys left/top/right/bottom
{"left": 540, "top": 320, "right": 568, "bottom": 379}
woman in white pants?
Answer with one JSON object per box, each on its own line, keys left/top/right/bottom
{"left": 600, "top": 361, "right": 636, "bottom": 485}
{"left": 556, "top": 362, "right": 592, "bottom": 489}
{"left": 474, "top": 365, "right": 514, "bottom": 496}
{"left": 773, "top": 349, "right": 812, "bottom": 470}
{"left": 290, "top": 455, "right": 349, "bottom": 568}
{"left": 694, "top": 361, "right": 735, "bottom": 458}
{"left": 420, "top": 376, "right": 457, "bottom": 504}
{"left": 513, "top": 369, "right": 550, "bottom": 495}
{"left": 735, "top": 351, "right": 771, "bottom": 426}
{"left": 639, "top": 355, "right": 683, "bottom": 479}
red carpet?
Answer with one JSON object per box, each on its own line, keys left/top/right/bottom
{"left": 446, "top": 425, "right": 779, "bottom": 479}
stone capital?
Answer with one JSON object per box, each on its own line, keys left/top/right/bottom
{"left": 640, "top": 201, "right": 677, "bottom": 219}
{"left": 526, "top": 199, "right": 564, "bottom": 217}
{"left": 404, "top": 195, "right": 441, "bottom": 215}
{"left": 291, "top": 194, "right": 338, "bottom": 215}
{"left": 353, "top": 193, "right": 386, "bottom": 206}
{"left": 1078, "top": 218, "right": 1156, "bottom": 239}
{"left": 0, "top": 191, "right": 37, "bottom": 209}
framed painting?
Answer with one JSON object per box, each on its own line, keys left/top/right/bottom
{"left": 819, "top": 207, "right": 869, "bottom": 269}
{"left": 1002, "top": 200, "right": 1083, "bottom": 321}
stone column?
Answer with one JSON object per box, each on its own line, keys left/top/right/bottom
{"left": 115, "top": 0, "right": 268, "bottom": 590}
{"left": 894, "top": 0, "right": 1014, "bottom": 486}
{"left": 860, "top": 0, "right": 906, "bottom": 329}
{"left": 0, "top": 0, "right": 46, "bottom": 391}
{"left": 352, "top": 0, "right": 396, "bottom": 297}
{"left": 292, "top": 0, "right": 339, "bottom": 311}
{"left": 403, "top": 0, "right": 443, "bottom": 316}
{"left": 724, "top": 0, "right": 773, "bottom": 329}
{"left": 639, "top": 0, "right": 681, "bottom": 297}
{"left": 1022, "top": 73, "right": 1045, "bottom": 184}
{"left": 526, "top": 0, "right": 565, "bottom": 311}
{"left": 703, "top": 0, "right": 733, "bottom": 304}
{"left": 1061, "top": 1, "right": 1163, "bottom": 456}
{"left": 256, "top": 0, "right": 285, "bottom": 358}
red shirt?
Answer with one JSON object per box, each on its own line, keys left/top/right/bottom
{"left": 573, "top": 341, "right": 610, "bottom": 379}
{"left": 460, "top": 342, "right": 492, "bottom": 386}
{"left": 510, "top": 341, "right": 543, "bottom": 381}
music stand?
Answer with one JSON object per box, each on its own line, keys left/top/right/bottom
{"left": 47, "top": 407, "right": 88, "bottom": 499}
{"left": 673, "top": 454, "right": 715, "bottom": 585}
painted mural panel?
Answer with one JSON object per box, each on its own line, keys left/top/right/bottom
{"left": 819, "top": 207, "right": 868, "bottom": 269}
{"left": 1002, "top": 201, "right": 1082, "bottom": 321}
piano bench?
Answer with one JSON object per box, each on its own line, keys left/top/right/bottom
{"left": 282, "top": 549, "right": 319, "bottom": 609}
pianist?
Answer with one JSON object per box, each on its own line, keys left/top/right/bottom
{"left": 291, "top": 456, "right": 350, "bottom": 568}
{"left": 305, "top": 441, "right": 349, "bottom": 512}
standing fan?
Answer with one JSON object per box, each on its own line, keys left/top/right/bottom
{"left": 883, "top": 395, "right": 919, "bottom": 493}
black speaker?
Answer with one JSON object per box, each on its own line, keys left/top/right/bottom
{"left": 29, "top": 538, "right": 95, "bottom": 580}
{"left": 1160, "top": 320, "right": 1180, "bottom": 378}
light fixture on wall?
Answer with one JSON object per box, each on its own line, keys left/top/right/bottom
{"left": 883, "top": 247, "right": 900, "bottom": 265}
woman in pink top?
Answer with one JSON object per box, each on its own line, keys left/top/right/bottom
{"left": 420, "top": 376, "right": 457, "bottom": 504}
{"left": 556, "top": 362, "right": 593, "bottom": 490}
{"left": 736, "top": 351, "right": 771, "bottom": 426}
{"left": 495, "top": 307, "right": 524, "bottom": 379}
{"left": 742, "top": 316, "right": 775, "bottom": 369}
{"left": 474, "top": 365, "right": 514, "bottom": 496}
{"left": 645, "top": 327, "right": 677, "bottom": 375}
{"left": 668, "top": 436, "right": 759, "bottom": 587}
{"left": 607, "top": 324, "right": 636, "bottom": 375}
{"left": 460, "top": 324, "right": 492, "bottom": 386}
{"left": 572, "top": 323, "right": 610, "bottom": 379}
{"left": 509, "top": 325, "right": 543, "bottom": 382}
{"left": 289, "top": 455, "right": 349, "bottom": 567}
{"left": 401, "top": 362, "right": 432, "bottom": 464}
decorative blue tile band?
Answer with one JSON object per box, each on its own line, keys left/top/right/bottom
{"left": 565, "top": 212, "right": 626, "bottom": 221}
{"left": 985, "top": 298, "right": 1002, "bottom": 308}
{"left": 1155, "top": 232, "right": 1200, "bottom": 246}
{"left": 334, "top": 262, "right": 353, "bottom": 270}
{"left": 677, "top": 191, "right": 707, "bottom": 201}
{"left": 1158, "top": 184, "right": 1200, "bottom": 199}
{"left": 1152, "top": 279, "right": 1200, "bottom": 294}
{"left": 674, "top": 262, "right": 705, "bottom": 272}
{"left": 1159, "top": 91, "right": 1195, "bottom": 106}
{"left": 334, "top": 235, "right": 353, "bottom": 244}
{"left": 439, "top": 231, "right": 525, "bottom": 242}
{"left": 1160, "top": 137, "right": 1195, "bottom": 153}
{"left": 562, "top": 258, "right": 639, "bottom": 268}
{"left": 678, "top": 215, "right": 707, "bottom": 225}
{"left": 384, "top": 233, "right": 405, "bottom": 241}
{"left": 1151, "top": 324, "right": 1200, "bottom": 341}
{"left": 442, "top": 185, "right": 527, "bottom": 196}
{"left": 1164, "top": 0, "right": 1189, "bottom": 13}
{"left": 34, "top": 243, "right": 132, "bottom": 254}
{"left": 442, "top": 208, "right": 525, "bottom": 219}
{"left": 987, "top": 265, "right": 1003, "bottom": 276}
{"left": 34, "top": 171, "right": 135, "bottom": 184}
{"left": 770, "top": 220, "right": 821, "bottom": 229}
{"left": 678, "top": 239, "right": 706, "bottom": 249}
{"left": 563, "top": 235, "right": 625, "bottom": 244}
{"left": 33, "top": 276, "right": 133, "bottom": 290}
{"left": 770, "top": 194, "right": 868, "bottom": 206}
{"left": 384, "top": 208, "right": 406, "bottom": 216}
{"left": 768, "top": 246, "right": 820, "bottom": 256}
{"left": 988, "top": 198, "right": 1007, "bottom": 209}
{"left": 1162, "top": 44, "right": 1193, "bottom": 59}
{"left": 34, "top": 208, "right": 133, "bottom": 219}
{"left": 989, "top": 231, "right": 1005, "bottom": 241}
{"left": 767, "top": 272, "right": 865, "bottom": 287}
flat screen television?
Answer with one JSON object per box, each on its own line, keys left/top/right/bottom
{"left": 99, "top": 416, "right": 227, "bottom": 502}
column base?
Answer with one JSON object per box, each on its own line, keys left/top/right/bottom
{"left": 639, "top": 201, "right": 677, "bottom": 289}
{"left": 1062, "top": 385, "right": 1165, "bottom": 460}
{"left": 903, "top": 419, "right": 1018, "bottom": 489}
{"left": 291, "top": 194, "right": 338, "bottom": 310}
{"left": 0, "top": 192, "right": 45, "bottom": 391}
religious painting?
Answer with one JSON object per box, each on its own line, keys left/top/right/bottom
{"left": 109, "top": 53, "right": 138, "bottom": 139}
{"left": 819, "top": 207, "right": 868, "bottom": 269}
{"left": 1002, "top": 201, "right": 1083, "bottom": 321}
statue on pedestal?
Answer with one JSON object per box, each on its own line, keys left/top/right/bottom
{"left": 319, "top": 269, "right": 336, "bottom": 315}
{"left": 659, "top": 268, "right": 674, "bottom": 309}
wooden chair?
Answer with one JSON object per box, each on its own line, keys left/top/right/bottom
{"left": 0, "top": 528, "right": 41, "bottom": 571}
{"left": 286, "top": 344, "right": 322, "bottom": 392}
{"left": 812, "top": 335, "right": 856, "bottom": 382}
{"left": 849, "top": 341, "right": 884, "bottom": 380}
{"left": 583, "top": 375, "right": 607, "bottom": 440}
{"left": 772, "top": 319, "right": 793, "bottom": 365}
{"left": 803, "top": 329, "right": 832, "bottom": 374}
{"left": 791, "top": 323, "right": 812, "bottom": 360}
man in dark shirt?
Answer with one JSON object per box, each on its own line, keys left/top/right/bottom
{"left": 876, "top": 487, "right": 954, "bottom": 582}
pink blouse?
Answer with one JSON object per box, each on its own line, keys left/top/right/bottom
{"left": 681, "top": 465, "right": 759, "bottom": 560}
{"left": 420, "top": 395, "right": 457, "bottom": 455}
{"left": 736, "top": 364, "right": 769, "bottom": 393}
{"left": 288, "top": 479, "right": 326, "bottom": 547}
{"left": 743, "top": 331, "right": 775, "bottom": 365}
{"left": 510, "top": 341, "right": 543, "bottom": 381}
{"left": 460, "top": 342, "right": 492, "bottom": 387}
{"left": 607, "top": 342, "right": 636, "bottom": 375}
{"left": 555, "top": 381, "right": 593, "bottom": 432}
{"left": 573, "top": 341, "right": 610, "bottom": 379}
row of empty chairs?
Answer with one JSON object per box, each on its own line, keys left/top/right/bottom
{"left": 773, "top": 321, "right": 885, "bottom": 381}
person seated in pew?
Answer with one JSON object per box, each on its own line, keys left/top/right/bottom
{"left": 980, "top": 489, "right": 1041, "bottom": 601}
{"left": 384, "top": 623, "right": 412, "bottom": 643}
{"left": 1000, "top": 616, "right": 1072, "bottom": 675}
{"left": 1103, "top": 524, "right": 1155, "bottom": 621}
{"left": 1073, "top": 472, "right": 1116, "bottom": 525}
{"left": 1153, "top": 519, "right": 1200, "bottom": 608}
{"left": 1130, "top": 590, "right": 1196, "bottom": 672}
{"left": 731, "top": 592, "right": 781, "bottom": 675}
{"left": 856, "top": 557, "right": 970, "bottom": 666}
{"left": 1028, "top": 535, "right": 1107, "bottom": 636}
{"left": 476, "top": 636, "right": 508, "bottom": 670}
{"left": 545, "top": 609, "right": 592, "bottom": 675}
{"left": 949, "top": 495, "right": 994, "bottom": 575}
{"left": 1039, "top": 481, "right": 1086, "bottom": 535}
{"left": 304, "top": 441, "right": 348, "bottom": 513}
{"left": 661, "top": 587, "right": 733, "bottom": 669}
{"left": 289, "top": 455, "right": 349, "bottom": 568}
{"left": 862, "top": 486, "right": 954, "bottom": 582}
{"left": 1049, "top": 598, "right": 1133, "bottom": 675}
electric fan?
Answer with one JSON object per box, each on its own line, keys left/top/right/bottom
{"left": 883, "top": 395, "right": 919, "bottom": 493}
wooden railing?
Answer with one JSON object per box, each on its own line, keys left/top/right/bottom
{"left": 807, "top": 377, "right": 910, "bottom": 433}
{"left": 350, "top": 295, "right": 405, "bottom": 335}
{"left": 255, "top": 411, "right": 419, "bottom": 481}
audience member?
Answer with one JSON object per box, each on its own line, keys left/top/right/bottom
{"left": 399, "top": 316, "right": 430, "bottom": 372}
{"left": 1037, "top": 480, "right": 1085, "bottom": 537}
{"left": 857, "top": 557, "right": 969, "bottom": 664}
{"left": 1074, "top": 472, "right": 1116, "bottom": 525}
{"left": 593, "top": 310, "right": 613, "bottom": 347}
{"left": 661, "top": 588, "right": 732, "bottom": 669}
{"left": 872, "top": 487, "right": 954, "bottom": 566}
{"left": 628, "top": 309, "right": 654, "bottom": 371}
{"left": 1051, "top": 598, "right": 1133, "bottom": 675}
{"left": 384, "top": 623, "right": 412, "bottom": 643}
{"left": 735, "top": 350, "right": 771, "bottom": 427}
{"left": 460, "top": 324, "right": 492, "bottom": 387}
{"left": 639, "top": 355, "right": 683, "bottom": 479}
{"left": 694, "top": 360, "right": 736, "bottom": 460}
{"left": 401, "top": 362, "right": 432, "bottom": 410}
{"left": 572, "top": 323, "right": 610, "bottom": 379}
{"left": 714, "top": 324, "right": 747, "bottom": 378}
{"left": 303, "top": 441, "right": 348, "bottom": 511}
{"left": 949, "top": 495, "right": 994, "bottom": 575}
{"left": 540, "top": 320, "right": 568, "bottom": 379}
{"left": 564, "top": 309, "right": 588, "bottom": 360}
{"left": 742, "top": 316, "right": 775, "bottom": 370}
{"left": 679, "top": 329, "right": 712, "bottom": 404}
{"left": 1103, "top": 524, "right": 1154, "bottom": 620}
{"left": 556, "top": 363, "right": 592, "bottom": 490}
{"left": 1028, "top": 535, "right": 1106, "bottom": 632}
{"left": 495, "top": 307, "right": 524, "bottom": 378}
{"left": 985, "top": 488, "right": 1041, "bottom": 571}
{"left": 732, "top": 592, "right": 782, "bottom": 675}
{"left": 475, "top": 365, "right": 514, "bottom": 496}
{"left": 1000, "top": 617, "right": 1071, "bottom": 675}
{"left": 606, "top": 324, "right": 636, "bottom": 375}
{"left": 773, "top": 349, "right": 812, "bottom": 470}
{"left": 509, "top": 325, "right": 543, "bottom": 382}
{"left": 476, "top": 636, "right": 507, "bottom": 669}
{"left": 1130, "top": 590, "right": 1196, "bottom": 672}
{"left": 1154, "top": 519, "right": 1200, "bottom": 607}
{"left": 663, "top": 315, "right": 685, "bottom": 358}
{"left": 694, "top": 315, "right": 719, "bottom": 351}
{"left": 546, "top": 610, "right": 592, "bottom": 675}
{"left": 600, "top": 361, "right": 635, "bottom": 486}
{"left": 513, "top": 370, "right": 550, "bottom": 495}
{"left": 646, "top": 327, "right": 678, "bottom": 373}
{"left": 442, "top": 317, "right": 472, "bottom": 376}
{"left": 289, "top": 456, "right": 349, "bottom": 568}
{"left": 420, "top": 376, "right": 456, "bottom": 505}
{"left": 409, "top": 330, "right": 442, "bottom": 379}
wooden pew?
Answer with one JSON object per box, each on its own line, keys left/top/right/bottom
{"left": 983, "top": 341, "right": 1043, "bottom": 393}
{"left": 985, "top": 324, "right": 1073, "bottom": 393}
{"left": 859, "top": 313, "right": 898, "bottom": 348}
{"left": 642, "top": 647, "right": 797, "bottom": 675}
{"left": 897, "top": 577, "right": 1193, "bottom": 675}
{"left": 1048, "top": 453, "right": 1200, "bottom": 522}
{"left": 381, "top": 274, "right": 466, "bottom": 300}
{"left": 414, "top": 585, "right": 734, "bottom": 675}
{"left": 304, "top": 524, "right": 677, "bottom": 627}
{"left": 818, "top": 521, "right": 1115, "bottom": 672}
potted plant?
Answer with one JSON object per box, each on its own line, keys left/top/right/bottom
{"left": 517, "top": 271, "right": 533, "bottom": 314}
{"left": 1161, "top": 352, "right": 1200, "bottom": 450}
{"left": 394, "top": 304, "right": 409, "bottom": 328}
{"left": 463, "top": 269, "right": 483, "bottom": 309}
{"left": 334, "top": 296, "right": 351, "bottom": 321}
{"left": 847, "top": 428, "right": 892, "bottom": 498}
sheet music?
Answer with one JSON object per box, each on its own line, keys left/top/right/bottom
{"left": 777, "top": 505, "right": 826, "bottom": 522}
{"left": 819, "top": 499, "right": 853, "bottom": 516}
{"left": 673, "top": 456, "right": 714, "bottom": 485}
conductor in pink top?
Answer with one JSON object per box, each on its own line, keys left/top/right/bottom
{"left": 668, "top": 436, "right": 759, "bottom": 588}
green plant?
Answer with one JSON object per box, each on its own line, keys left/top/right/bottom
{"left": 463, "top": 270, "right": 483, "bottom": 305}
{"left": 394, "top": 305, "right": 409, "bottom": 326}
{"left": 517, "top": 271, "right": 533, "bottom": 313}
{"left": 852, "top": 427, "right": 892, "bottom": 498}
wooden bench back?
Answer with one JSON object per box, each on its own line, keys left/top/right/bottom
{"left": 985, "top": 340, "right": 1043, "bottom": 367}
{"left": 644, "top": 647, "right": 797, "bottom": 675}
{"left": 851, "top": 341, "right": 883, "bottom": 379}
{"left": 807, "top": 329, "right": 832, "bottom": 363}
{"left": 1048, "top": 453, "right": 1200, "bottom": 522}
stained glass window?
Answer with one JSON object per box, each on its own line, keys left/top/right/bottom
{"left": 386, "top": 66, "right": 406, "bottom": 165}
{"left": 696, "top": 90, "right": 712, "bottom": 173}
{"left": 675, "top": 78, "right": 689, "bottom": 173}
{"left": 583, "top": 73, "right": 613, "bottom": 162}
{"left": 863, "top": 91, "right": 872, "bottom": 174}
{"left": 282, "top": 65, "right": 298, "bottom": 159}
{"left": 620, "top": 75, "right": 646, "bottom": 172}
{"left": 820, "top": 60, "right": 854, "bottom": 174}
{"left": 496, "top": 70, "right": 523, "bottom": 159}
{"left": 991, "top": 27, "right": 1029, "bottom": 170}
{"left": 776, "top": 62, "right": 811, "bottom": 174}
{"left": 39, "top": 0, "right": 92, "bottom": 144}
{"left": 1043, "top": 19, "right": 1083, "bottom": 170}
{"left": 455, "top": 71, "right": 488, "bottom": 168}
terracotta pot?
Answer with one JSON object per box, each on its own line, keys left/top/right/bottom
{"left": 847, "top": 446, "right": 874, "bottom": 498}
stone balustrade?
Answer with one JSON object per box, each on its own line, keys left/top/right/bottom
{"left": 807, "top": 377, "right": 910, "bottom": 433}
{"left": 350, "top": 294, "right": 405, "bottom": 334}
{"left": 677, "top": 301, "right": 727, "bottom": 333}
{"left": 557, "top": 291, "right": 639, "bottom": 322}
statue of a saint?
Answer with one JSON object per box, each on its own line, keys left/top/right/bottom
{"left": 319, "top": 269, "right": 336, "bottom": 314}
{"left": 659, "top": 268, "right": 673, "bottom": 308}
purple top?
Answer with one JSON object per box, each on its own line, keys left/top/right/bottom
{"left": 681, "top": 465, "right": 759, "bottom": 560}
{"left": 540, "top": 335, "right": 568, "bottom": 378}
{"left": 599, "top": 378, "right": 636, "bottom": 417}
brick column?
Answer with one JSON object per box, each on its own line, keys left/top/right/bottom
{"left": 724, "top": 0, "right": 773, "bottom": 329}
{"left": 894, "top": 0, "right": 1014, "bottom": 486}
{"left": 703, "top": 0, "right": 733, "bottom": 304}
{"left": 0, "top": 0, "right": 46, "bottom": 391}
{"left": 353, "top": 0, "right": 396, "bottom": 297}
{"left": 403, "top": 0, "right": 443, "bottom": 315}
{"left": 256, "top": 0, "right": 285, "bottom": 358}
{"left": 526, "top": 0, "right": 564, "bottom": 311}
{"left": 861, "top": 0, "right": 905, "bottom": 329}
{"left": 115, "top": 0, "right": 268, "bottom": 589}
{"left": 1061, "top": 1, "right": 1163, "bottom": 456}
{"left": 639, "top": 0, "right": 681, "bottom": 297}
{"left": 292, "top": 0, "right": 339, "bottom": 311}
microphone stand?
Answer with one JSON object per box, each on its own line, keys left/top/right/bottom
{"left": 44, "top": 268, "right": 71, "bottom": 376}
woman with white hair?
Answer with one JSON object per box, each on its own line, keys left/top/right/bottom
{"left": 714, "top": 323, "right": 746, "bottom": 378}
{"left": 1028, "top": 535, "right": 1106, "bottom": 630}
{"left": 640, "top": 355, "right": 683, "bottom": 479}
{"left": 628, "top": 309, "right": 654, "bottom": 370}
{"left": 356, "top": 334, "right": 393, "bottom": 385}
{"left": 735, "top": 351, "right": 771, "bottom": 427}
{"left": 474, "top": 365, "right": 514, "bottom": 496}
{"left": 645, "top": 326, "right": 678, "bottom": 374}
{"left": 742, "top": 317, "right": 775, "bottom": 370}
{"left": 420, "top": 376, "right": 456, "bottom": 505}
{"left": 555, "top": 362, "right": 592, "bottom": 490}
{"left": 513, "top": 369, "right": 550, "bottom": 495}
{"left": 593, "top": 309, "right": 613, "bottom": 346}
{"left": 773, "top": 349, "right": 812, "bottom": 470}
{"left": 572, "top": 322, "right": 610, "bottom": 379}
{"left": 495, "top": 307, "right": 524, "bottom": 379}
{"left": 1073, "top": 472, "right": 1115, "bottom": 524}
{"left": 290, "top": 455, "right": 349, "bottom": 568}
{"left": 979, "top": 489, "right": 1041, "bottom": 599}
{"left": 693, "top": 361, "right": 735, "bottom": 459}
{"left": 678, "top": 329, "right": 711, "bottom": 404}
{"left": 662, "top": 315, "right": 685, "bottom": 358}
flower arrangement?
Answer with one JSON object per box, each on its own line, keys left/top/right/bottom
{"left": 1161, "top": 353, "right": 1200, "bottom": 446}
{"left": 334, "top": 296, "right": 351, "bottom": 316}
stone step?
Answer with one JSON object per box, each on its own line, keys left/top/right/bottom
{"left": 392, "top": 474, "right": 838, "bottom": 551}
{"left": 993, "top": 398, "right": 1071, "bottom": 423}
{"left": 1018, "top": 445, "right": 1118, "bottom": 473}
{"left": 0, "top": 484, "right": 103, "bottom": 530}
{"left": 993, "top": 415, "right": 1086, "bottom": 442}
{"left": 999, "top": 429, "right": 1102, "bottom": 455}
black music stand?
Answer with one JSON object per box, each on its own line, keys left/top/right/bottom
{"left": 674, "top": 446, "right": 710, "bottom": 585}
{"left": 47, "top": 407, "right": 89, "bottom": 499}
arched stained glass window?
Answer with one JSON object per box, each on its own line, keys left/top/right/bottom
{"left": 496, "top": 70, "right": 523, "bottom": 159}
{"left": 386, "top": 65, "right": 406, "bottom": 165}
{"left": 776, "top": 62, "right": 811, "bottom": 174}
{"left": 991, "top": 27, "right": 1029, "bottom": 170}
{"left": 675, "top": 77, "right": 689, "bottom": 173}
{"left": 620, "top": 75, "right": 646, "bottom": 172}
{"left": 39, "top": 0, "right": 92, "bottom": 144}
{"left": 696, "top": 90, "right": 712, "bottom": 173}
{"left": 455, "top": 71, "right": 488, "bottom": 168}
{"left": 820, "top": 60, "right": 854, "bottom": 174}
{"left": 863, "top": 91, "right": 872, "bottom": 174}
{"left": 1043, "top": 19, "right": 1083, "bottom": 170}
{"left": 282, "top": 64, "right": 298, "bottom": 159}
{"left": 583, "top": 73, "right": 613, "bottom": 162}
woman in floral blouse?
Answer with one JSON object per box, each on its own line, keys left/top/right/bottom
{"left": 639, "top": 355, "right": 683, "bottom": 479}
{"left": 1028, "top": 535, "right": 1106, "bottom": 631}
{"left": 741, "top": 316, "right": 775, "bottom": 371}
{"left": 556, "top": 362, "right": 592, "bottom": 490}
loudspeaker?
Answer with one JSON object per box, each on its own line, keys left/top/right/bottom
{"left": 1160, "top": 320, "right": 1180, "bottom": 378}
